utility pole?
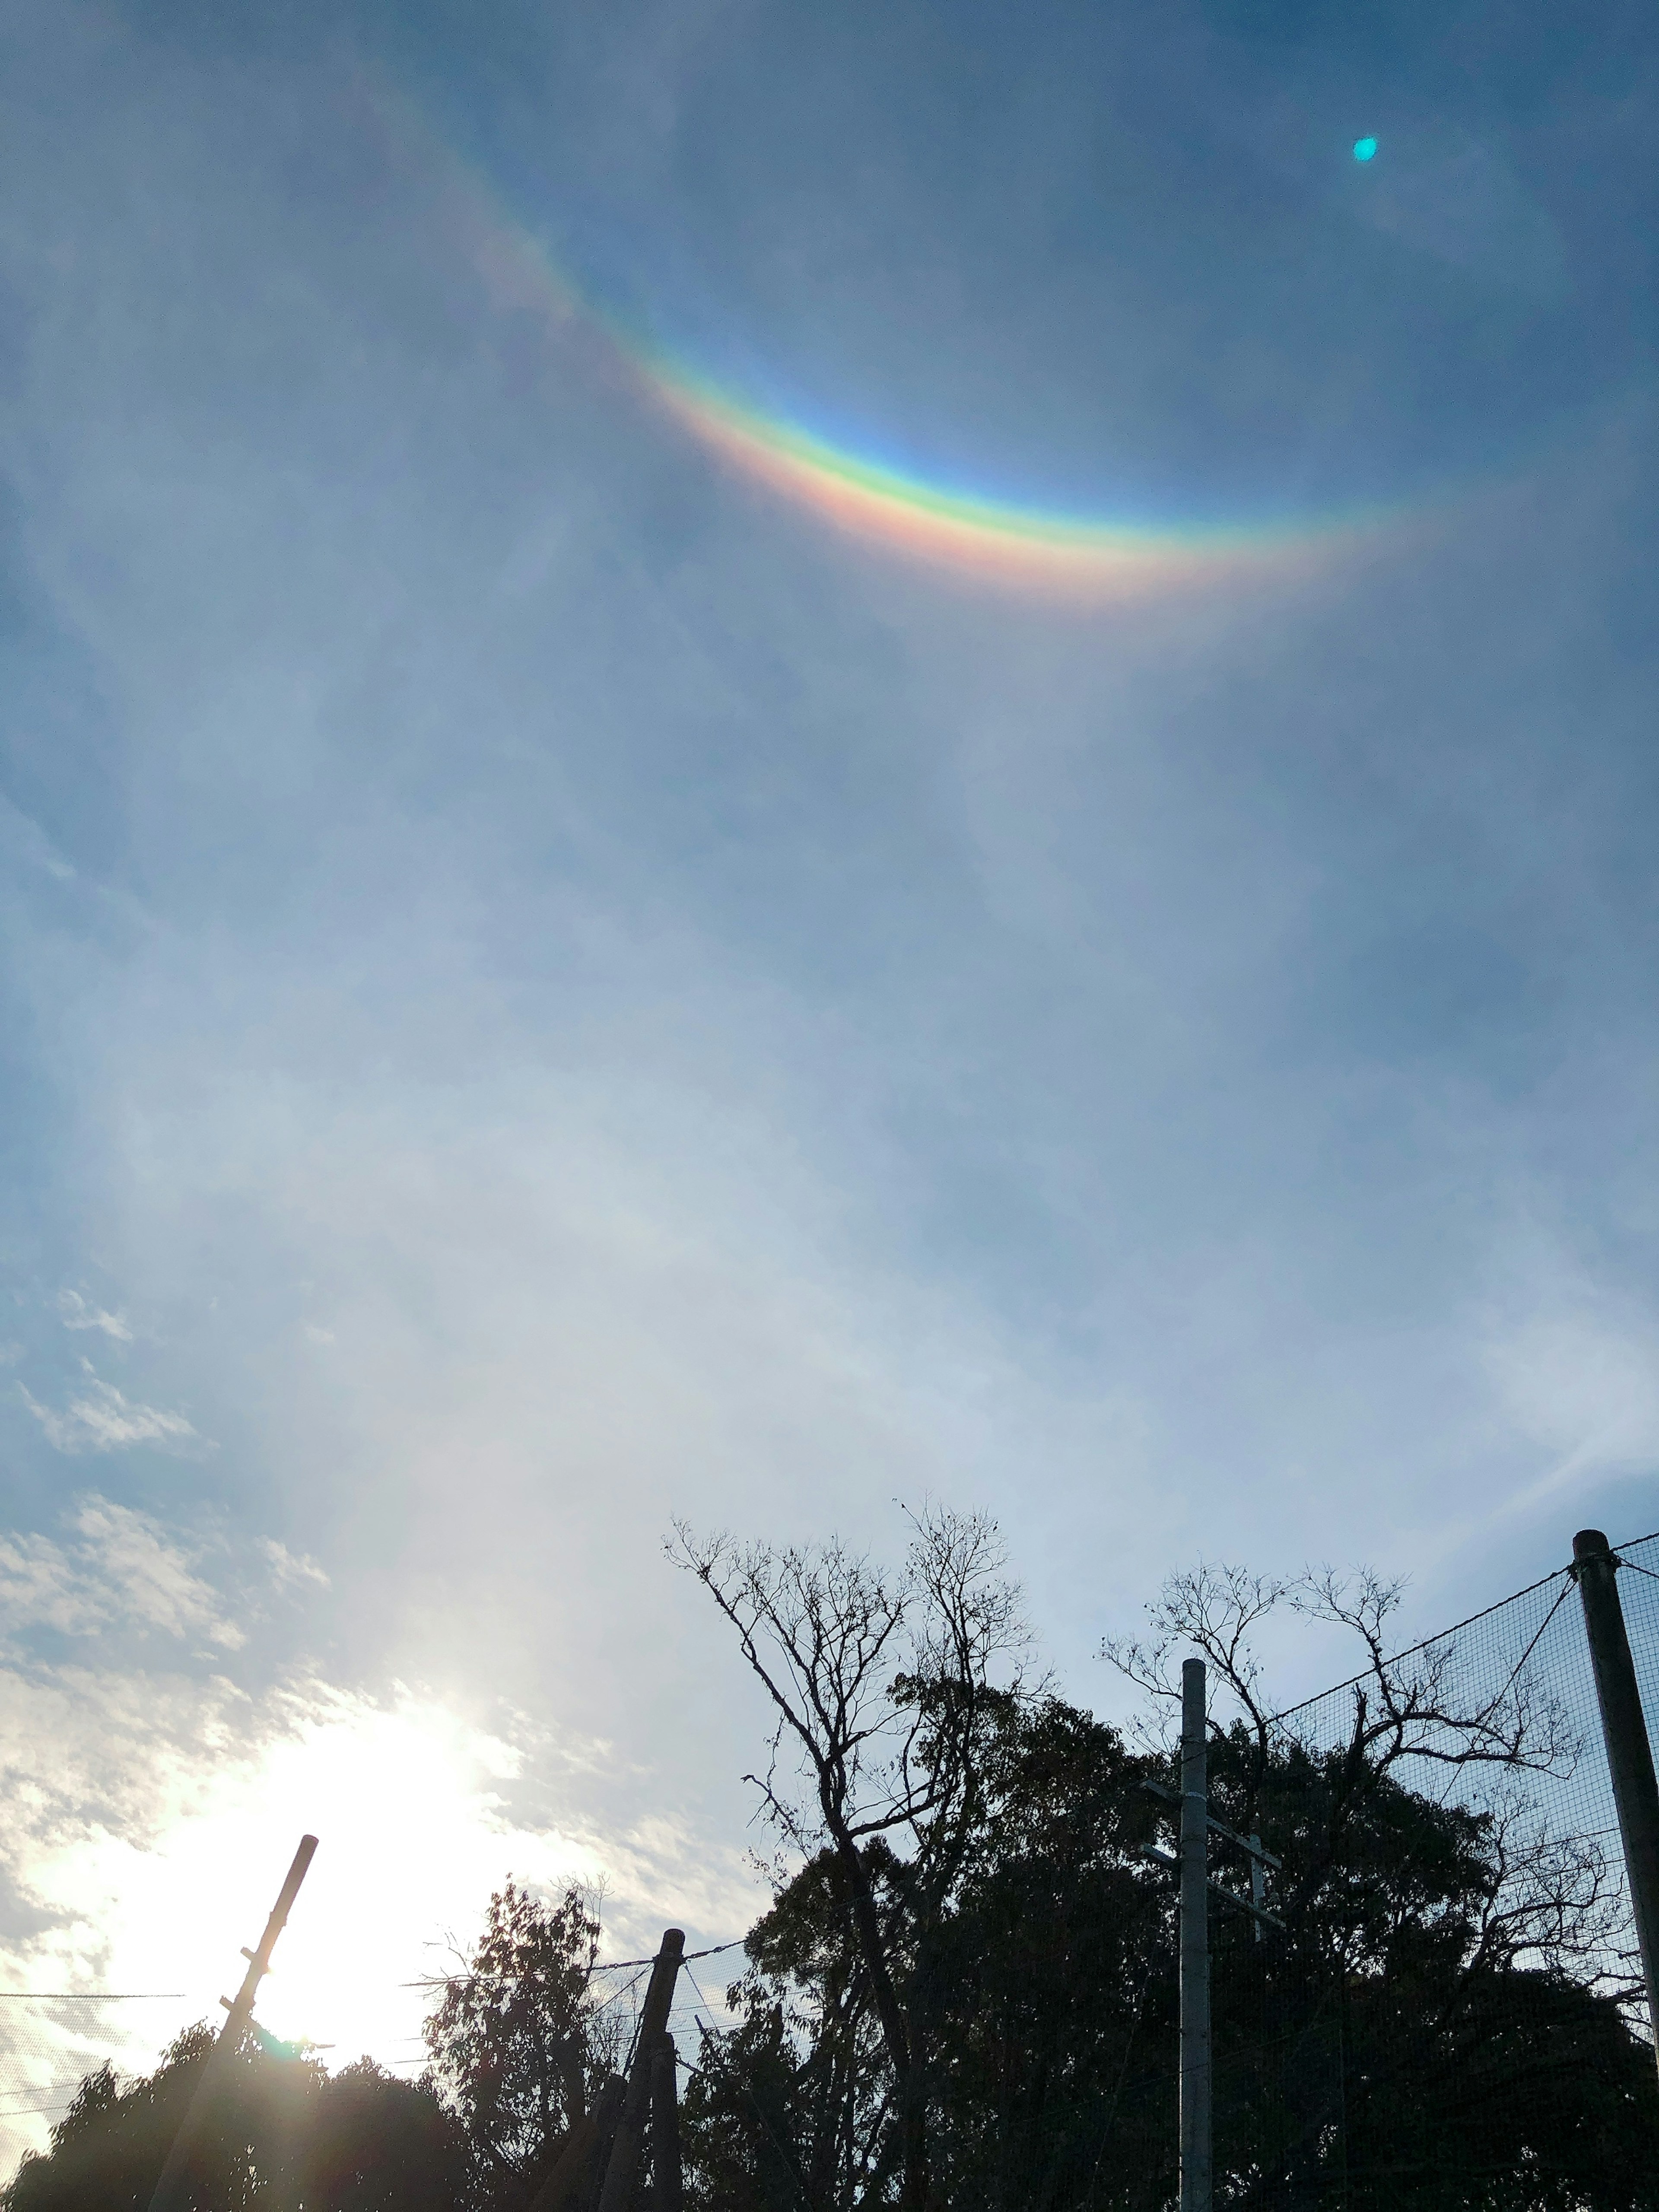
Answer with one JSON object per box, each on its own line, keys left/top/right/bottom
{"left": 1573, "top": 1529, "right": 1659, "bottom": 2070}
{"left": 1140, "top": 1665, "right": 1280, "bottom": 2212}
{"left": 148, "top": 1834, "right": 318, "bottom": 2212}
{"left": 596, "top": 1929, "right": 686, "bottom": 2212}
{"left": 1179, "top": 1657, "right": 1212, "bottom": 2212}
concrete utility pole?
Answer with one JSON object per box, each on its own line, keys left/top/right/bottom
{"left": 1180, "top": 1658, "right": 1212, "bottom": 2212}
{"left": 596, "top": 1929, "right": 686, "bottom": 2212}
{"left": 147, "top": 1834, "right": 318, "bottom": 2212}
{"left": 1573, "top": 1529, "right": 1659, "bottom": 2071}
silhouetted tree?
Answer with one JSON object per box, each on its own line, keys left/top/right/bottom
{"left": 681, "top": 1535, "right": 1659, "bottom": 2212}
{"left": 423, "top": 1880, "right": 620, "bottom": 2211}
{"left": 303, "top": 2059, "right": 463, "bottom": 2210}
{"left": 2, "top": 2024, "right": 458, "bottom": 2212}
{"left": 670, "top": 1507, "right": 1033, "bottom": 2212}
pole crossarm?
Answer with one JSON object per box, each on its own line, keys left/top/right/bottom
{"left": 1140, "top": 1780, "right": 1282, "bottom": 1869}
{"left": 1139, "top": 1847, "right": 1286, "bottom": 1931}
{"left": 1205, "top": 1815, "right": 1281, "bottom": 1871}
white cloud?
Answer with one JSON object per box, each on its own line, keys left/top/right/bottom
{"left": 18, "top": 1376, "right": 198, "bottom": 1456}
{"left": 0, "top": 1492, "right": 760, "bottom": 2175}
{"left": 73, "top": 1499, "right": 245, "bottom": 1647}
{"left": 0, "top": 1495, "right": 242, "bottom": 1649}
{"left": 55, "top": 1290, "right": 134, "bottom": 1342}
{"left": 259, "top": 1538, "right": 331, "bottom": 1595}
{"left": 0, "top": 1533, "right": 109, "bottom": 1639}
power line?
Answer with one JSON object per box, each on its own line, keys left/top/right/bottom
{"left": 401, "top": 1940, "right": 739, "bottom": 1988}
{"left": 1268, "top": 1567, "right": 1571, "bottom": 1728}
{"left": 1267, "top": 1524, "right": 1659, "bottom": 1730}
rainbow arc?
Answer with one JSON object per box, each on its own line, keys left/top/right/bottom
{"left": 391, "top": 89, "right": 1381, "bottom": 601}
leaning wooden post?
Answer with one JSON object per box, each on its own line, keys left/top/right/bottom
{"left": 651, "top": 2034, "right": 683, "bottom": 2212}
{"left": 148, "top": 1834, "right": 318, "bottom": 2212}
{"left": 1573, "top": 1530, "right": 1659, "bottom": 2074}
{"left": 596, "top": 1929, "right": 686, "bottom": 2212}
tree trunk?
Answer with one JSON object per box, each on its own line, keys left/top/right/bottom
{"left": 827, "top": 1827, "right": 927, "bottom": 2212}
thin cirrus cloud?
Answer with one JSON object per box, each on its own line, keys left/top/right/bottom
{"left": 0, "top": 0, "right": 1654, "bottom": 2174}
{"left": 17, "top": 1371, "right": 201, "bottom": 1458}
{"left": 54, "top": 1290, "right": 134, "bottom": 1342}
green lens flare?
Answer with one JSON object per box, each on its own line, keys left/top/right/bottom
{"left": 1353, "top": 136, "right": 1378, "bottom": 162}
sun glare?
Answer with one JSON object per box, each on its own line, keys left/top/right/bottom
{"left": 26, "top": 1691, "right": 600, "bottom": 2081}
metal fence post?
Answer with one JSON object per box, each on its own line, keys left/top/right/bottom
{"left": 1180, "top": 1657, "right": 1212, "bottom": 2212}
{"left": 1572, "top": 1529, "right": 1659, "bottom": 2070}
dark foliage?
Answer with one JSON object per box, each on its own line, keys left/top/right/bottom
{"left": 0, "top": 1880, "right": 615, "bottom": 2212}
{"left": 1, "top": 2024, "right": 459, "bottom": 2212}
{"left": 422, "top": 1880, "right": 619, "bottom": 2212}
{"left": 683, "top": 1692, "right": 1659, "bottom": 2212}
{"left": 10, "top": 1545, "right": 1657, "bottom": 2212}
{"left": 669, "top": 1510, "right": 1033, "bottom": 2212}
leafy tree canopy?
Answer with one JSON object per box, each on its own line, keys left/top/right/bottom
{"left": 679, "top": 1533, "right": 1659, "bottom": 2212}
{"left": 423, "top": 1880, "right": 620, "bottom": 2211}
{"left": 2, "top": 2025, "right": 458, "bottom": 2212}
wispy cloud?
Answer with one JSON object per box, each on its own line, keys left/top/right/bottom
{"left": 0, "top": 1495, "right": 244, "bottom": 1649}
{"left": 1484, "top": 1289, "right": 1659, "bottom": 1521}
{"left": 55, "top": 1290, "right": 134, "bottom": 1341}
{"left": 260, "top": 1538, "right": 331, "bottom": 1595}
{"left": 19, "top": 1376, "right": 198, "bottom": 1456}
{"left": 0, "top": 1532, "right": 110, "bottom": 1637}
{"left": 73, "top": 1497, "right": 246, "bottom": 1647}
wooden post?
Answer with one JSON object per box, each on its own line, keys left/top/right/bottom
{"left": 147, "top": 1835, "right": 318, "bottom": 2212}
{"left": 528, "top": 2073, "right": 627, "bottom": 2212}
{"left": 1573, "top": 1530, "right": 1659, "bottom": 2071}
{"left": 596, "top": 1930, "right": 686, "bottom": 2212}
{"left": 651, "top": 2035, "right": 682, "bottom": 2212}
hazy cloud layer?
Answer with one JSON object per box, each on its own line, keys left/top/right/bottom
{"left": 0, "top": 0, "right": 1654, "bottom": 2171}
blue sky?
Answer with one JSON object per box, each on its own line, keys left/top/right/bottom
{"left": 0, "top": 0, "right": 1656, "bottom": 2155}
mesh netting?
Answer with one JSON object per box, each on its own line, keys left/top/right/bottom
{"left": 0, "top": 1995, "right": 185, "bottom": 2139}
{"left": 1192, "top": 1529, "right": 1659, "bottom": 2206}
{"left": 1265, "top": 1532, "right": 1659, "bottom": 2021}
